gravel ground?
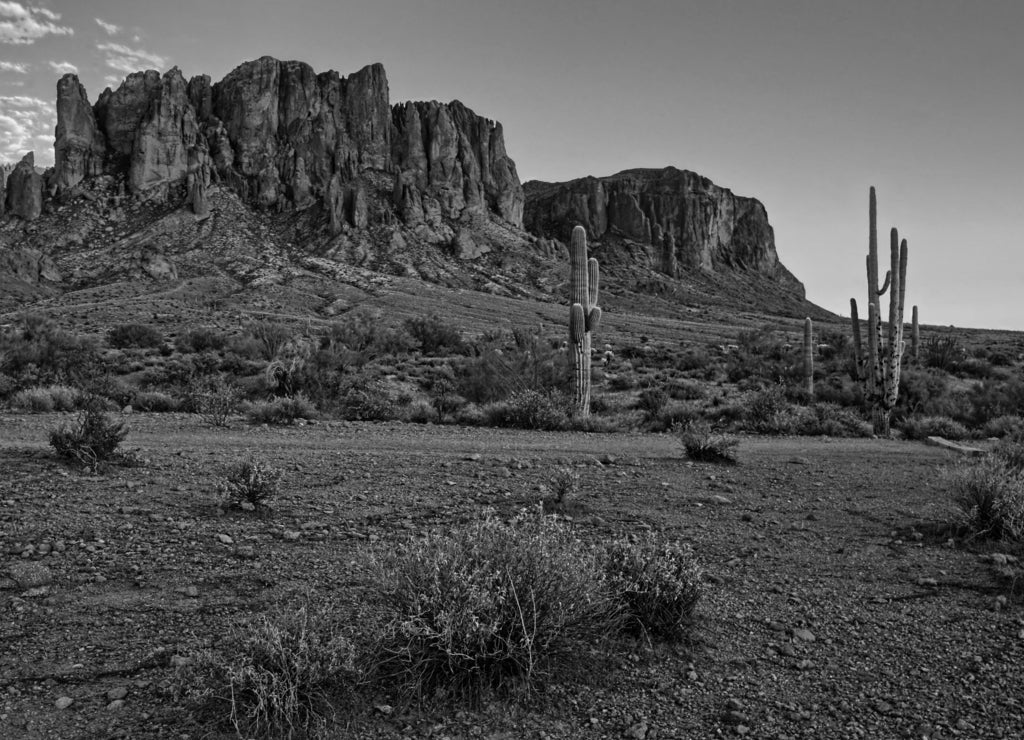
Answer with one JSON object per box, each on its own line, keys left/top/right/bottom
{"left": 1, "top": 412, "right": 1022, "bottom": 739}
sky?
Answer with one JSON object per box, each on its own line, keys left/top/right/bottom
{"left": 1, "top": 0, "right": 1022, "bottom": 330}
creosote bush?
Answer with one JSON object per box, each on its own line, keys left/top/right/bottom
{"left": 367, "top": 508, "right": 622, "bottom": 704}
{"left": 49, "top": 398, "right": 129, "bottom": 469}
{"left": 949, "top": 444, "right": 1024, "bottom": 541}
{"left": 221, "top": 458, "right": 282, "bottom": 509}
{"left": 677, "top": 421, "right": 739, "bottom": 464}
{"left": 245, "top": 394, "right": 317, "bottom": 425}
{"left": 550, "top": 467, "right": 581, "bottom": 503}
{"left": 178, "top": 599, "right": 358, "bottom": 739}
{"left": 603, "top": 532, "right": 704, "bottom": 641}
{"left": 107, "top": 323, "right": 164, "bottom": 349}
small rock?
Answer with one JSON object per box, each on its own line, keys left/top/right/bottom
{"left": 183, "top": 585, "right": 199, "bottom": 598}
{"left": 874, "top": 700, "right": 893, "bottom": 715}
{"left": 283, "top": 530, "right": 301, "bottom": 541}
{"left": 216, "top": 533, "right": 233, "bottom": 545}
{"left": 723, "top": 711, "right": 749, "bottom": 725}
{"left": 624, "top": 721, "right": 648, "bottom": 739}
{"left": 55, "top": 696, "right": 73, "bottom": 710}
{"left": 791, "top": 628, "right": 816, "bottom": 642}
{"left": 169, "top": 655, "right": 190, "bottom": 667}
{"left": 235, "top": 545, "right": 257, "bottom": 560}
{"left": 374, "top": 704, "right": 393, "bottom": 715}
{"left": 106, "top": 699, "right": 125, "bottom": 710}
{"left": 916, "top": 577, "right": 938, "bottom": 588}
{"left": 107, "top": 687, "right": 128, "bottom": 701}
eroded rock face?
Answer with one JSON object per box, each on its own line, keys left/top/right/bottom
{"left": 524, "top": 167, "right": 802, "bottom": 292}
{"left": 53, "top": 75, "right": 106, "bottom": 193}
{"left": 44, "top": 57, "right": 524, "bottom": 235}
{"left": 4, "top": 152, "right": 43, "bottom": 220}
{"left": 392, "top": 100, "right": 524, "bottom": 226}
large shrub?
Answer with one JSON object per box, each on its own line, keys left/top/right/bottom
{"left": 404, "top": 314, "right": 468, "bottom": 356}
{"left": 367, "top": 509, "right": 621, "bottom": 704}
{"left": 487, "top": 389, "right": 570, "bottom": 431}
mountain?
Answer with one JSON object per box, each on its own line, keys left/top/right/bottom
{"left": 0, "top": 56, "right": 816, "bottom": 323}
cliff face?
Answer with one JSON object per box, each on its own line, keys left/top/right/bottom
{"left": 42, "top": 58, "right": 523, "bottom": 234}
{"left": 524, "top": 167, "right": 803, "bottom": 295}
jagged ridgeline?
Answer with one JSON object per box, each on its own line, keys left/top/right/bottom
{"left": 0, "top": 56, "right": 808, "bottom": 309}
{"left": 40, "top": 58, "right": 523, "bottom": 229}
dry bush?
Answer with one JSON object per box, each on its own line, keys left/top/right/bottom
{"left": 603, "top": 532, "right": 704, "bottom": 641}
{"left": 10, "top": 384, "right": 82, "bottom": 412}
{"left": 49, "top": 399, "right": 129, "bottom": 469}
{"left": 220, "top": 458, "right": 282, "bottom": 510}
{"left": 949, "top": 451, "right": 1024, "bottom": 542}
{"left": 676, "top": 421, "right": 738, "bottom": 464}
{"left": 178, "top": 599, "right": 359, "bottom": 739}
{"left": 367, "top": 508, "right": 621, "bottom": 704}
{"left": 245, "top": 395, "right": 317, "bottom": 425}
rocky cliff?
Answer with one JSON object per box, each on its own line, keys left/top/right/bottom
{"left": 38, "top": 57, "right": 523, "bottom": 237}
{"left": 524, "top": 167, "right": 803, "bottom": 296}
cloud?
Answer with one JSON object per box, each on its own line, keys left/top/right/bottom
{"left": 0, "top": 94, "right": 54, "bottom": 163}
{"left": 0, "top": 59, "right": 27, "bottom": 72}
{"left": 95, "top": 17, "right": 119, "bottom": 35}
{"left": 97, "top": 42, "right": 166, "bottom": 74}
{"left": 48, "top": 60, "right": 77, "bottom": 75}
{"left": 103, "top": 74, "right": 122, "bottom": 88}
{"left": 0, "top": 2, "right": 73, "bottom": 45}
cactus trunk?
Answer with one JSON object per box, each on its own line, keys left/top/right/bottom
{"left": 912, "top": 305, "right": 920, "bottom": 362}
{"left": 853, "top": 187, "right": 909, "bottom": 436}
{"left": 803, "top": 317, "right": 814, "bottom": 397}
{"left": 568, "top": 226, "right": 600, "bottom": 417}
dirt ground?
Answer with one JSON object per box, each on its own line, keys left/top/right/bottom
{"left": 2, "top": 412, "right": 1022, "bottom": 739}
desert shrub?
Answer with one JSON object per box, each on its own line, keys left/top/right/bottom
{"left": 10, "top": 384, "right": 82, "bottom": 412}
{"left": 323, "top": 308, "right": 415, "bottom": 360}
{"left": 487, "top": 389, "right": 569, "bottom": 431}
{"left": 191, "top": 375, "right": 241, "bottom": 426}
{"left": 176, "top": 327, "right": 227, "bottom": 354}
{"left": 0, "top": 372, "right": 16, "bottom": 399}
{"left": 603, "top": 533, "right": 703, "bottom": 641}
{"left": 130, "top": 390, "right": 180, "bottom": 413}
{"left": 982, "top": 415, "right": 1024, "bottom": 440}
{"left": 107, "top": 323, "right": 164, "bottom": 349}
{"left": 675, "top": 348, "right": 711, "bottom": 372}
{"left": 667, "top": 379, "right": 707, "bottom": 401}
{"left": 746, "top": 385, "right": 787, "bottom": 432}
{"left": 79, "top": 373, "right": 135, "bottom": 407}
{"left": 814, "top": 377, "right": 862, "bottom": 408}
{"left": 454, "top": 349, "right": 521, "bottom": 404}
{"left": 550, "top": 467, "right": 581, "bottom": 504}
{"left": 367, "top": 508, "right": 621, "bottom": 704}
{"left": 607, "top": 374, "right": 635, "bottom": 392}
{"left": 178, "top": 599, "right": 359, "bottom": 739}
{"left": 962, "top": 378, "right": 1024, "bottom": 428}
{"left": 248, "top": 320, "right": 294, "bottom": 361}
{"left": 900, "top": 415, "right": 970, "bottom": 441}
{"left": 924, "top": 334, "right": 964, "bottom": 371}
{"left": 246, "top": 395, "right": 317, "bottom": 425}
{"left": 0, "top": 320, "right": 103, "bottom": 389}
{"left": 804, "top": 403, "right": 873, "bottom": 438}
{"left": 636, "top": 387, "right": 669, "bottom": 418}
{"left": 676, "top": 421, "right": 738, "bottom": 464}
{"left": 429, "top": 378, "right": 464, "bottom": 422}
{"left": 330, "top": 375, "right": 395, "bottom": 421}
{"left": 995, "top": 438, "right": 1024, "bottom": 475}
{"left": 49, "top": 399, "right": 129, "bottom": 468}
{"left": 221, "top": 458, "right": 282, "bottom": 509}
{"left": 948, "top": 455, "right": 1024, "bottom": 541}
{"left": 892, "top": 368, "right": 952, "bottom": 420}
{"left": 405, "top": 314, "right": 468, "bottom": 356}
{"left": 645, "top": 403, "right": 701, "bottom": 433}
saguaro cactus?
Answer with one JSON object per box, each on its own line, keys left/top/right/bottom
{"left": 803, "top": 317, "right": 814, "bottom": 396}
{"left": 911, "top": 305, "right": 920, "bottom": 362}
{"left": 568, "top": 225, "right": 601, "bottom": 416}
{"left": 850, "top": 187, "right": 909, "bottom": 436}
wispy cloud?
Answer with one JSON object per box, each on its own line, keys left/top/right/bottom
{"left": 0, "top": 2, "right": 73, "bottom": 45}
{"left": 0, "top": 94, "right": 54, "bottom": 163}
{"left": 103, "top": 74, "right": 122, "bottom": 88}
{"left": 0, "top": 59, "right": 27, "bottom": 72}
{"left": 48, "top": 60, "right": 77, "bottom": 75}
{"left": 95, "top": 17, "right": 119, "bottom": 35}
{"left": 97, "top": 42, "right": 166, "bottom": 74}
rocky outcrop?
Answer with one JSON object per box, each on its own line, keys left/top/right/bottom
{"left": 46, "top": 58, "right": 523, "bottom": 233}
{"left": 4, "top": 153, "right": 43, "bottom": 220}
{"left": 53, "top": 75, "right": 106, "bottom": 193}
{"left": 129, "top": 67, "right": 206, "bottom": 196}
{"left": 391, "top": 100, "right": 523, "bottom": 226}
{"left": 524, "top": 167, "right": 803, "bottom": 294}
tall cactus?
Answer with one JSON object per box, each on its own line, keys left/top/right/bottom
{"left": 911, "top": 305, "right": 920, "bottom": 362}
{"left": 850, "top": 187, "right": 909, "bottom": 435}
{"left": 803, "top": 317, "right": 814, "bottom": 396}
{"left": 568, "top": 225, "right": 601, "bottom": 416}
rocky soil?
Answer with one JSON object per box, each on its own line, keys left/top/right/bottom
{"left": 2, "top": 413, "right": 1023, "bottom": 739}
